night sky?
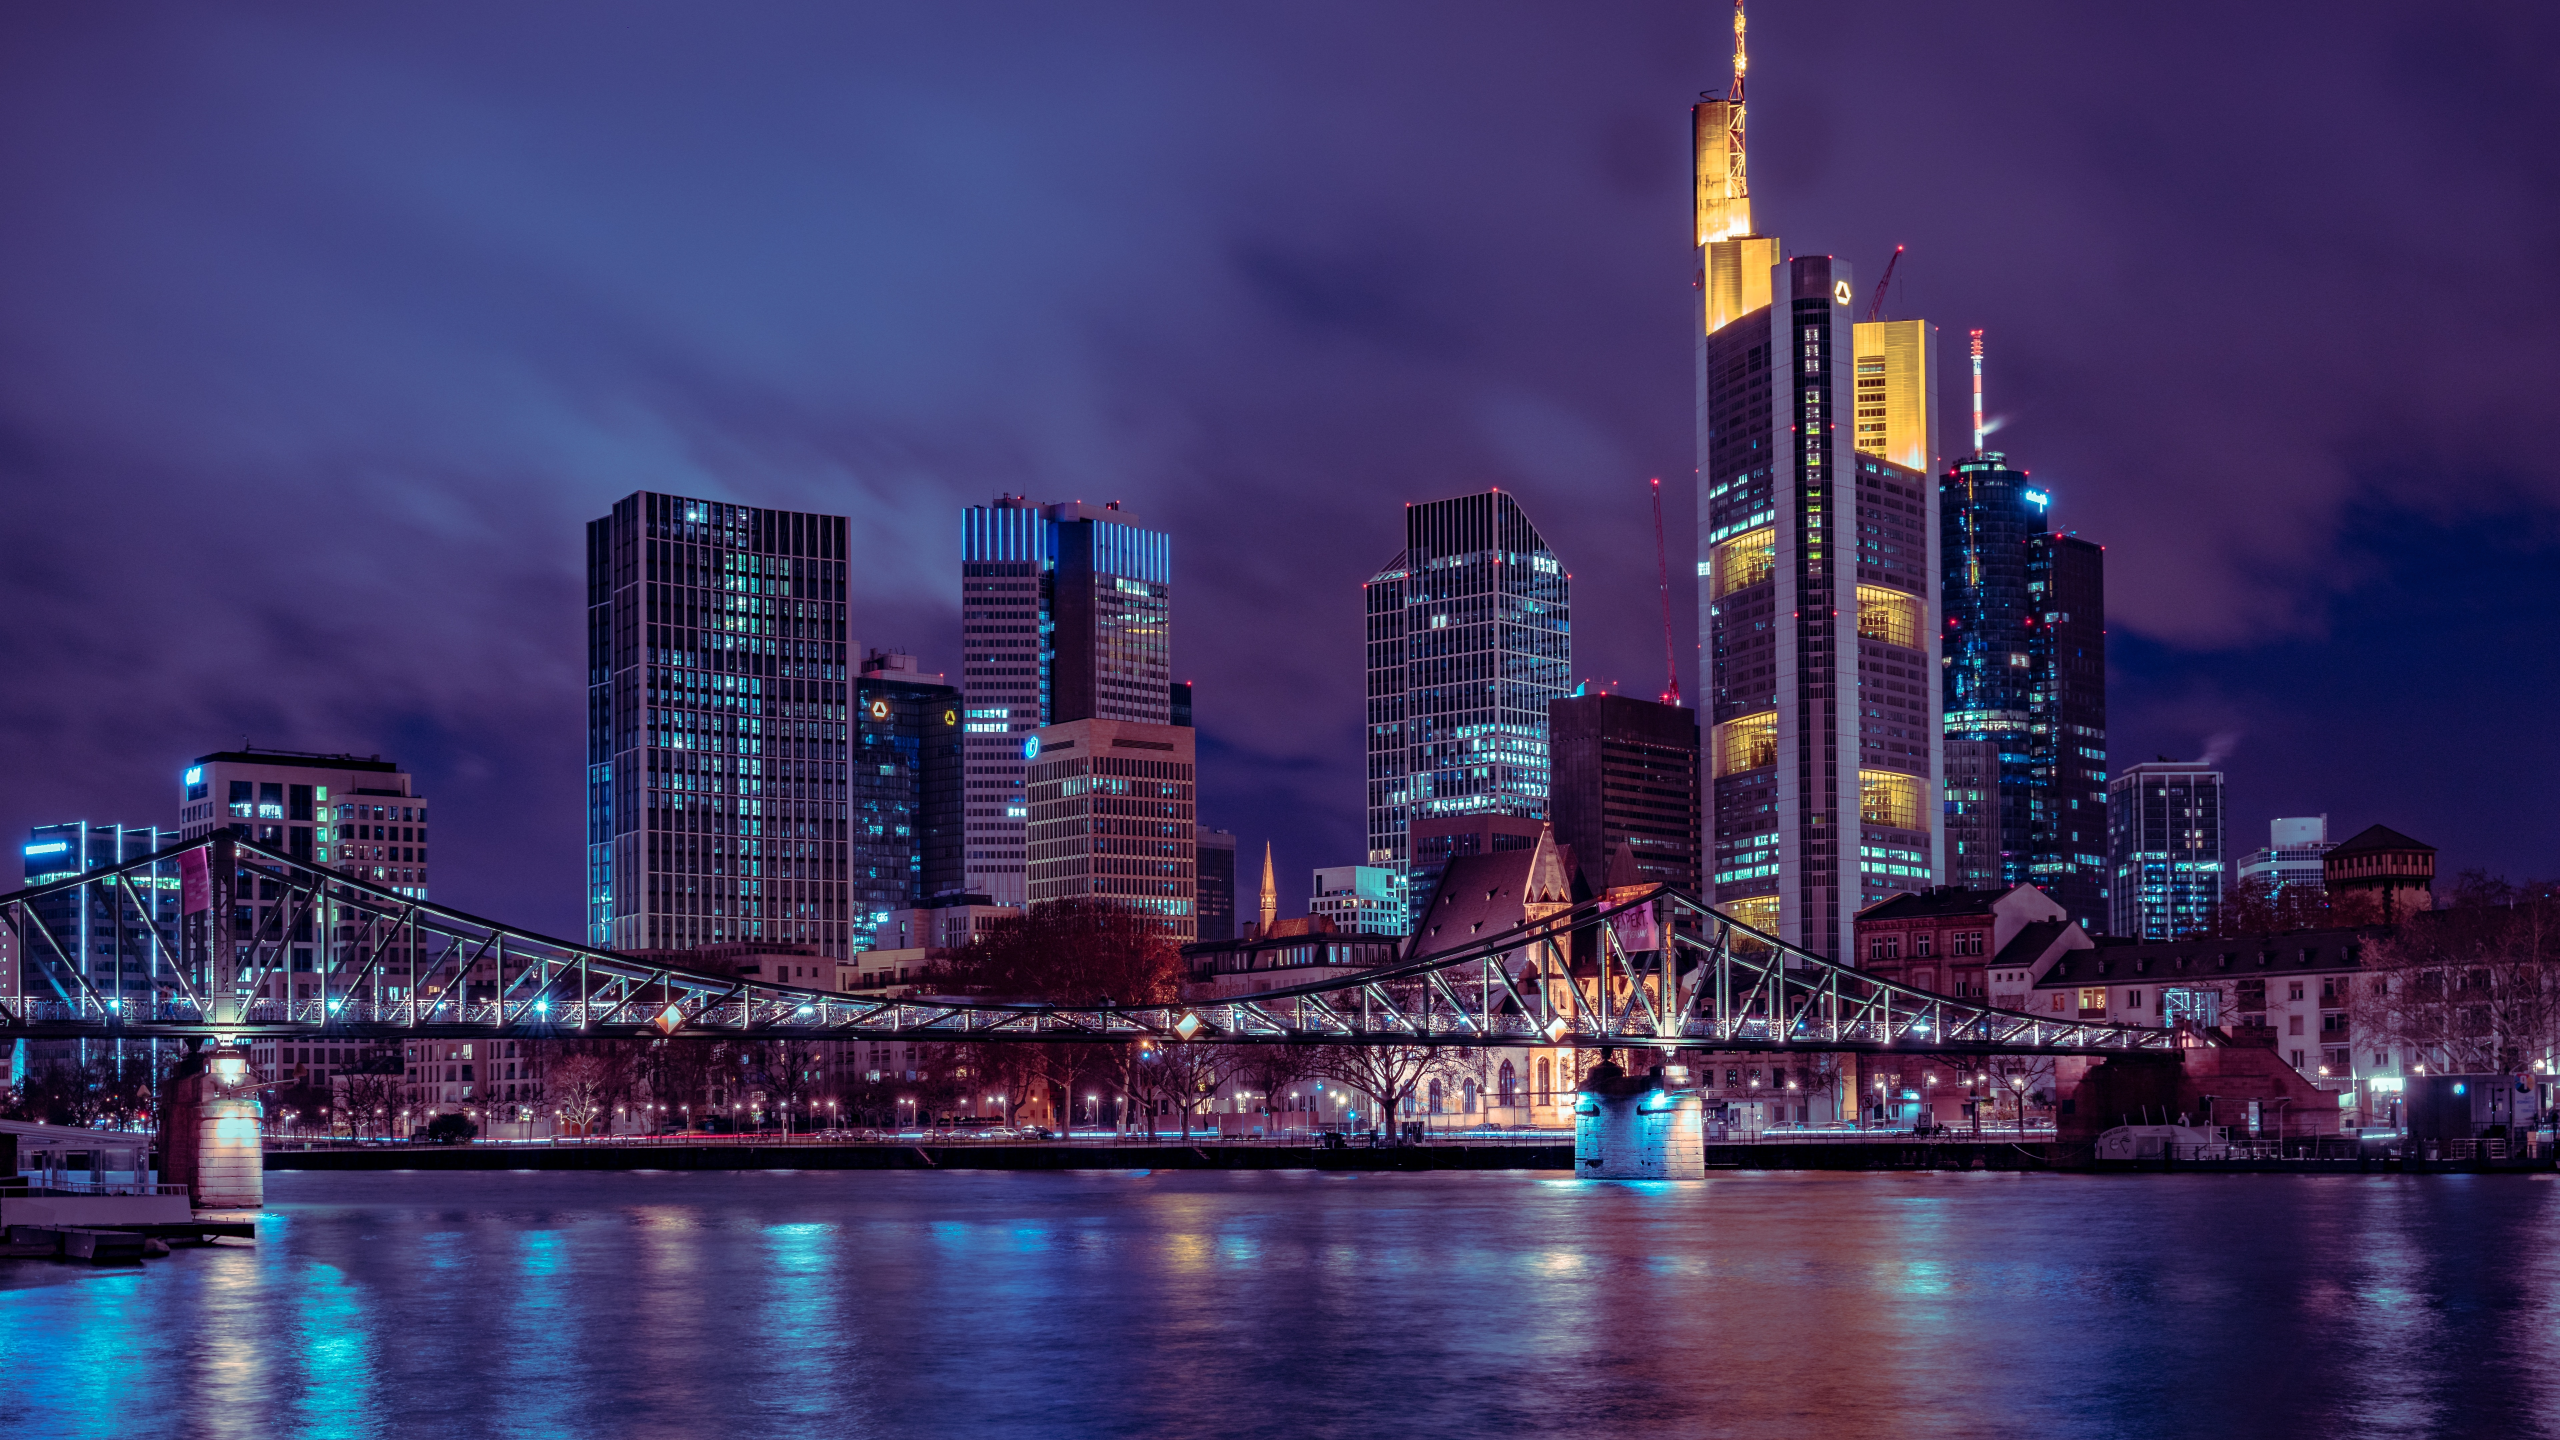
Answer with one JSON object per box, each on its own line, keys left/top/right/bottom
{"left": 3, "top": 3, "right": 2554, "bottom": 937}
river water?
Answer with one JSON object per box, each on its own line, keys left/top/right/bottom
{"left": 3, "top": 1169, "right": 2556, "bottom": 1439}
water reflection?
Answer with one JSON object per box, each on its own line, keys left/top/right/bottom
{"left": 0, "top": 1170, "right": 2553, "bottom": 1438}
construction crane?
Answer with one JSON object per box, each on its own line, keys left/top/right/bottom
{"left": 1651, "top": 477, "right": 1681, "bottom": 708}
{"left": 1864, "top": 245, "right": 1904, "bottom": 322}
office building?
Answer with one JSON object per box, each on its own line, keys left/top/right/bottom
{"left": 180, "top": 748, "right": 432, "bottom": 896}
{"left": 20, "top": 822, "right": 181, "bottom": 1026}
{"left": 1363, "top": 491, "right": 1572, "bottom": 922}
{"left": 1693, "top": 11, "right": 1944, "bottom": 959}
{"left": 1547, "top": 691, "right": 1702, "bottom": 896}
{"left": 851, "top": 650, "right": 964, "bottom": 946}
{"left": 2026, "top": 532, "right": 2107, "bottom": 928}
{"left": 2237, "top": 816, "right": 2334, "bottom": 897}
{"left": 1194, "top": 826, "right": 1237, "bottom": 942}
{"left": 2106, "top": 761, "right": 2224, "bottom": 940}
{"left": 959, "top": 497, "right": 1173, "bottom": 907}
{"left": 1938, "top": 453, "right": 2109, "bottom": 932}
{"left": 587, "top": 493, "right": 854, "bottom": 958}
{"left": 1022, "top": 716, "right": 1197, "bottom": 942}
{"left": 1310, "top": 865, "right": 1404, "bottom": 934}
{"left": 1170, "top": 681, "right": 1194, "bottom": 729}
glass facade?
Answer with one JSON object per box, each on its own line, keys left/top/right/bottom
{"left": 959, "top": 498, "right": 1172, "bottom": 908}
{"left": 1363, "top": 491, "right": 1571, "bottom": 921}
{"left": 587, "top": 492, "right": 854, "bottom": 959}
{"left": 2107, "top": 763, "right": 2224, "bottom": 940}
{"left": 851, "top": 661, "right": 964, "bottom": 948}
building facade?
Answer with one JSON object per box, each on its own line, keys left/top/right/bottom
{"left": 1309, "top": 865, "right": 1403, "bottom": 934}
{"left": 1702, "top": 253, "right": 1944, "bottom": 959}
{"left": 851, "top": 650, "right": 964, "bottom": 945}
{"left": 959, "top": 497, "right": 1173, "bottom": 907}
{"left": 2323, "top": 825, "right": 2436, "bottom": 918}
{"left": 2025, "top": 531, "right": 2107, "bottom": 929}
{"left": 2238, "top": 816, "right": 2333, "bottom": 897}
{"left": 1362, "top": 491, "right": 1572, "bottom": 923}
{"left": 1547, "top": 691, "right": 1702, "bottom": 897}
{"left": 1022, "top": 717, "right": 1197, "bottom": 942}
{"left": 181, "top": 749, "right": 432, "bottom": 896}
{"left": 1193, "top": 827, "right": 1237, "bottom": 943}
{"left": 587, "top": 492, "right": 854, "bottom": 959}
{"left": 2107, "top": 761, "right": 2225, "bottom": 940}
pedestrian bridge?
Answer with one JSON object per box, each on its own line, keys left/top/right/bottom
{"left": 1, "top": 834, "right": 2176, "bottom": 1057}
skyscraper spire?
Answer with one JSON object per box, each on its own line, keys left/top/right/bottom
{"left": 1970, "top": 329, "right": 1987, "bottom": 454}
{"left": 1693, "top": 1, "right": 1752, "bottom": 247}
{"left": 1257, "top": 842, "right": 1278, "bottom": 932}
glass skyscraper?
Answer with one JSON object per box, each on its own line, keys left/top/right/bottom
{"left": 959, "top": 497, "right": 1172, "bottom": 907}
{"left": 1363, "top": 490, "right": 1571, "bottom": 916}
{"left": 2108, "top": 761, "right": 2223, "bottom": 940}
{"left": 851, "top": 650, "right": 964, "bottom": 945}
{"left": 1939, "top": 454, "right": 2108, "bottom": 930}
{"left": 587, "top": 492, "right": 854, "bottom": 959}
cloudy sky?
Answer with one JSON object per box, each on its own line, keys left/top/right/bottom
{"left": 3, "top": 2, "right": 2554, "bottom": 935}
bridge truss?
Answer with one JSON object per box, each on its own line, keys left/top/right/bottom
{"left": 0, "top": 834, "right": 2177, "bottom": 1057}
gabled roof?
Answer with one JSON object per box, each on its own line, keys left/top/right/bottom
{"left": 2327, "top": 824, "right": 2433, "bottom": 857}
{"left": 1990, "top": 920, "right": 2072, "bottom": 969}
{"left": 1408, "top": 834, "right": 1580, "bottom": 960}
{"left": 1857, "top": 886, "right": 2004, "bottom": 922}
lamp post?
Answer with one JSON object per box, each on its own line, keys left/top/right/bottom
{"left": 2009, "top": 1073, "right": 2030, "bottom": 1137}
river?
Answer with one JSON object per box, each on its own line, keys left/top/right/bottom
{"left": 3, "top": 1169, "right": 2556, "bottom": 1438}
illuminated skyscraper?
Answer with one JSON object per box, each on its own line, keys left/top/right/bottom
{"left": 1695, "top": 13, "right": 1942, "bottom": 959}
{"left": 1364, "top": 491, "right": 1572, "bottom": 920}
{"left": 959, "top": 497, "right": 1172, "bottom": 906}
{"left": 587, "top": 493, "right": 853, "bottom": 958}
{"left": 2107, "top": 762, "right": 2223, "bottom": 940}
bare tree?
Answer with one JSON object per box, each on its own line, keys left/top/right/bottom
{"left": 1312, "top": 1045, "right": 1455, "bottom": 1142}
{"left": 2354, "top": 878, "right": 2560, "bottom": 1076}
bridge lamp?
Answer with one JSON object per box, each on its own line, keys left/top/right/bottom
{"left": 211, "top": 1051, "right": 248, "bottom": 1086}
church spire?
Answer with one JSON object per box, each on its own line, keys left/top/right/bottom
{"left": 1257, "top": 843, "right": 1279, "bottom": 931}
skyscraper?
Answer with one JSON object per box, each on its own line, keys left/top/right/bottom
{"left": 1547, "top": 691, "right": 1702, "bottom": 897}
{"left": 959, "top": 497, "right": 1172, "bottom": 906}
{"left": 1363, "top": 491, "right": 1572, "bottom": 920}
{"left": 587, "top": 493, "right": 854, "bottom": 958}
{"left": 2107, "top": 761, "right": 2224, "bottom": 940}
{"left": 1022, "top": 716, "right": 1196, "bottom": 942}
{"left": 1939, "top": 453, "right": 2043, "bottom": 892}
{"left": 1695, "top": 15, "right": 1943, "bottom": 958}
{"left": 180, "top": 748, "right": 433, "bottom": 896}
{"left": 1193, "top": 826, "right": 1237, "bottom": 942}
{"left": 851, "top": 650, "right": 965, "bottom": 945}
{"left": 2025, "top": 530, "right": 2107, "bottom": 927}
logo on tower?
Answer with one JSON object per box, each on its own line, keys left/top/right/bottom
{"left": 1832, "top": 280, "right": 1852, "bottom": 306}
{"left": 1022, "top": 735, "right": 1042, "bottom": 761}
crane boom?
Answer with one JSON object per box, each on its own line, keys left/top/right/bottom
{"left": 1651, "top": 477, "right": 1681, "bottom": 708}
{"left": 1864, "top": 244, "right": 1905, "bottom": 322}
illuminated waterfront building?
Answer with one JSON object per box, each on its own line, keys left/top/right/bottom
{"left": 1022, "top": 717, "right": 1196, "bottom": 942}
{"left": 1695, "top": 11, "right": 1943, "bottom": 959}
{"left": 1363, "top": 491, "right": 1572, "bottom": 923}
{"left": 587, "top": 493, "right": 854, "bottom": 959}
{"left": 2106, "top": 761, "right": 2224, "bottom": 940}
{"left": 959, "top": 497, "right": 1172, "bottom": 907}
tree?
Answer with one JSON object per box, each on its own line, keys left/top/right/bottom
{"left": 1311, "top": 1045, "right": 1455, "bottom": 1142}
{"left": 2201, "top": 876, "right": 2383, "bottom": 938}
{"left": 2353, "top": 878, "right": 2560, "bottom": 1076}
{"left": 341, "top": 1068, "right": 401, "bottom": 1138}
{"left": 547, "top": 1051, "right": 617, "bottom": 1136}
{"left": 1227, "top": 1045, "right": 1320, "bottom": 1123}
{"left": 924, "top": 897, "right": 1184, "bottom": 1007}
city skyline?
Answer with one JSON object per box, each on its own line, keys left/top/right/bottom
{"left": 3, "top": 5, "right": 2556, "bottom": 937}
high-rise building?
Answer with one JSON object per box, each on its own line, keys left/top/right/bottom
{"left": 2106, "top": 761, "right": 2224, "bottom": 940}
{"left": 181, "top": 749, "right": 433, "bottom": 897}
{"left": 2238, "top": 816, "right": 2333, "bottom": 896}
{"left": 851, "top": 651, "right": 965, "bottom": 946}
{"left": 1310, "top": 864, "right": 1404, "bottom": 934}
{"left": 1193, "top": 826, "right": 1237, "bottom": 942}
{"left": 2026, "top": 531, "right": 2107, "bottom": 928}
{"left": 959, "top": 497, "right": 1173, "bottom": 906}
{"left": 1547, "top": 691, "right": 1702, "bottom": 897}
{"left": 587, "top": 493, "right": 854, "bottom": 958}
{"left": 1702, "top": 256, "right": 1943, "bottom": 958}
{"left": 1022, "top": 717, "right": 1196, "bottom": 942}
{"left": 1938, "top": 450, "right": 2109, "bottom": 930}
{"left": 1694, "top": 12, "right": 1944, "bottom": 958}
{"left": 1363, "top": 491, "right": 1572, "bottom": 922}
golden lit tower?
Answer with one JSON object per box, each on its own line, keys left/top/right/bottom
{"left": 1257, "top": 842, "right": 1278, "bottom": 932}
{"left": 1695, "top": 9, "right": 1945, "bottom": 959}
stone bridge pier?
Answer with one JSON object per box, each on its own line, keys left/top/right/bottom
{"left": 1573, "top": 1060, "right": 1706, "bottom": 1179}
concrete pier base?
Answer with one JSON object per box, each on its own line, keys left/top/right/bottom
{"left": 160, "top": 1045, "right": 265, "bottom": 1210}
{"left": 1575, "top": 1075, "right": 1706, "bottom": 1180}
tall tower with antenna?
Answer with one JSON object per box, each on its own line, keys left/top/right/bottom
{"left": 1970, "top": 329, "right": 1987, "bottom": 453}
{"left": 1693, "top": 1, "right": 1779, "bottom": 333}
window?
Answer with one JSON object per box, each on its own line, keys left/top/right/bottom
{"left": 1716, "top": 713, "right": 1777, "bottom": 775}
{"left": 2126, "top": 989, "right": 2143, "bottom": 1009}
{"left": 2287, "top": 982, "right": 2305, "bottom": 1002}
{"left": 1855, "top": 585, "right": 1921, "bottom": 648}
{"left": 1913, "top": 934, "right": 1934, "bottom": 958}
{"left": 2288, "top": 1015, "right": 2304, "bottom": 1035}
{"left": 2077, "top": 987, "right": 2107, "bottom": 1014}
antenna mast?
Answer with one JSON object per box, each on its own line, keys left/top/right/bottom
{"left": 1651, "top": 478, "right": 1681, "bottom": 707}
{"left": 1726, "top": 1, "right": 1748, "bottom": 206}
{"left": 1969, "top": 329, "right": 1986, "bottom": 453}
